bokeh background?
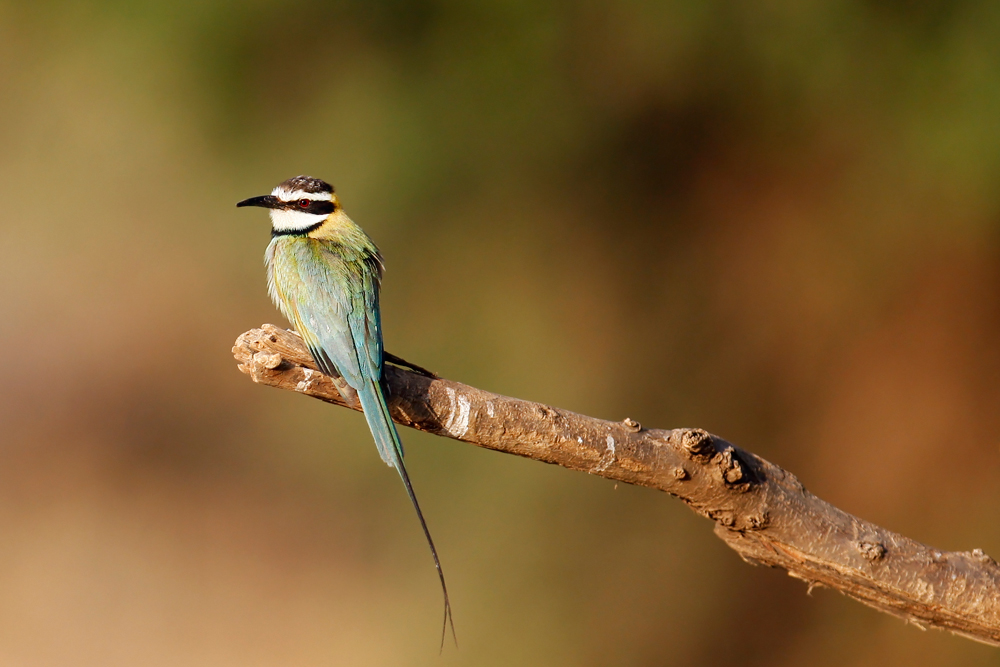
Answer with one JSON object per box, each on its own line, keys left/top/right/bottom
{"left": 2, "top": 1, "right": 1000, "bottom": 665}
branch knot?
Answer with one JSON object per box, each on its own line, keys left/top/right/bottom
{"left": 674, "top": 428, "right": 715, "bottom": 461}
{"left": 857, "top": 541, "right": 887, "bottom": 562}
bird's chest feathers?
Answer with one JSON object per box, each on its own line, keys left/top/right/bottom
{"left": 265, "top": 233, "right": 376, "bottom": 315}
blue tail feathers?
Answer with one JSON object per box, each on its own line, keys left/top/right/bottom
{"left": 356, "top": 380, "right": 404, "bottom": 467}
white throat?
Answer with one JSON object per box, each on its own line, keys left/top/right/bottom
{"left": 269, "top": 208, "right": 328, "bottom": 232}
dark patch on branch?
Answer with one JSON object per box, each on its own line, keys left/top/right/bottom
{"left": 233, "top": 324, "right": 1000, "bottom": 647}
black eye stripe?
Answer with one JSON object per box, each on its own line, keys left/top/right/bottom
{"left": 281, "top": 199, "right": 335, "bottom": 215}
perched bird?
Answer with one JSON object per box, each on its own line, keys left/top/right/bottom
{"left": 237, "top": 176, "right": 454, "bottom": 644}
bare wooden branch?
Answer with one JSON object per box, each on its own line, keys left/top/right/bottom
{"left": 233, "top": 324, "right": 1000, "bottom": 647}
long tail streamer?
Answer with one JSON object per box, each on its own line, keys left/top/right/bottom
{"left": 357, "top": 380, "right": 457, "bottom": 650}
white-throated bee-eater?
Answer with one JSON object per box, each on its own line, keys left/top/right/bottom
{"left": 237, "top": 175, "right": 454, "bottom": 645}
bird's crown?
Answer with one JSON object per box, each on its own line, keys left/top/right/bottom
{"left": 272, "top": 175, "right": 334, "bottom": 202}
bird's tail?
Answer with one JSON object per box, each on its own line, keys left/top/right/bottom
{"left": 356, "top": 380, "right": 457, "bottom": 649}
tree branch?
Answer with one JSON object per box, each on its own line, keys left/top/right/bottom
{"left": 233, "top": 324, "right": 1000, "bottom": 647}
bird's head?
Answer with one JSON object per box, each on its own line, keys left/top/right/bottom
{"left": 237, "top": 175, "right": 339, "bottom": 233}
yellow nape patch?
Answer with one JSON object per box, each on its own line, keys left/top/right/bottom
{"left": 307, "top": 209, "right": 358, "bottom": 239}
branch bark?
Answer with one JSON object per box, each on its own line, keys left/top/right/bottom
{"left": 233, "top": 324, "right": 1000, "bottom": 647}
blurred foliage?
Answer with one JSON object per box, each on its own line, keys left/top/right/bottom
{"left": 1, "top": 0, "right": 1000, "bottom": 664}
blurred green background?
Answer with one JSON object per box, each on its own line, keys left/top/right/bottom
{"left": 2, "top": 0, "right": 1000, "bottom": 664}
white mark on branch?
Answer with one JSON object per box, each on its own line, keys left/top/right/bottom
{"left": 592, "top": 435, "right": 616, "bottom": 473}
{"left": 295, "top": 368, "right": 319, "bottom": 394}
{"left": 486, "top": 401, "right": 495, "bottom": 418}
{"left": 914, "top": 579, "right": 935, "bottom": 603}
{"left": 443, "top": 387, "right": 471, "bottom": 438}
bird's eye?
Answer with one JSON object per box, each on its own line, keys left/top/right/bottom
{"left": 298, "top": 199, "right": 310, "bottom": 208}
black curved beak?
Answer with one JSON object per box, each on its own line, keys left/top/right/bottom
{"left": 236, "top": 194, "right": 280, "bottom": 209}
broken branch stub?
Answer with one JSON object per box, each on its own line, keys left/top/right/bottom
{"left": 233, "top": 324, "right": 1000, "bottom": 647}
